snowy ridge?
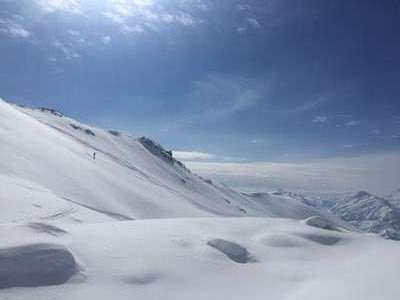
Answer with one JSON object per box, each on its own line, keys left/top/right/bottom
{"left": 1, "top": 99, "right": 271, "bottom": 222}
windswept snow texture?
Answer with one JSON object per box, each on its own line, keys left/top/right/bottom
{"left": 0, "top": 99, "right": 270, "bottom": 222}
{"left": 0, "top": 218, "right": 399, "bottom": 300}
{"left": 0, "top": 243, "right": 77, "bottom": 289}
{"left": 27, "top": 222, "right": 68, "bottom": 236}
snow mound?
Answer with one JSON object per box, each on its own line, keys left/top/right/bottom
{"left": 304, "top": 215, "right": 340, "bottom": 231}
{"left": 122, "top": 272, "right": 161, "bottom": 285}
{"left": 257, "top": 234, "right": 304, "bottom": 248}
{"left": 0, "top": 243, "right": 78, "bottom": 289}
{"left": 207, "top": 239, "right": 255, "bottom": 264}
{"left": 298, "top": 233, "right": 341, "bottom": 246}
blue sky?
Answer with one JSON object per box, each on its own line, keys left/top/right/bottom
{"left": 1, "top": 0, "right": 400, "bottom": 164}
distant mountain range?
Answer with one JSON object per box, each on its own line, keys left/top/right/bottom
{"left": 285, "top": 190, "right": 400, "bottom": 240}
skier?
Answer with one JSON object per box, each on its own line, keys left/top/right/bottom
{"left": 93, "top": 152, "right": 96, "bottom": 160}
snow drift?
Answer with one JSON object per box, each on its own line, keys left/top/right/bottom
{"left": 0, "top": 243, "right": 77, "bottom": 289}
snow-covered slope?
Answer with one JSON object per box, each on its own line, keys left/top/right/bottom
{"left": 1, "top": 99, "right": 400, "bottom": 299}
{"left": 0, "top": 99, "right": 272, "bottom": 222}
{"left": 1, "top": 217, "right": 400, "bottom": 300}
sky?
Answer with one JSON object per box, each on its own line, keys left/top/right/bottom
{"left": 1, "top": 0, "right": 400, "bottom": 193}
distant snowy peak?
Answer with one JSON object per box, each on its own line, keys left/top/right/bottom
{"left": 305, "top": 191, "right": 400, "bottom": 240}
{"left": 337, "top": 192, "right": 400, "bottom": 240}
{"left": 342, "top": 191, "right": 397, "bottom": 210}
{"left": 352, "top": 190, "right": 372, "bottom": 199}
{"left": 388, "top": 189, "right": 400, "bottom": 207}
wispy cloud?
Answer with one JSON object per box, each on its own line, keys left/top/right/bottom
{"left": 236, "top": 17, "right": 261, "bottom": 33}
{"left": 121, "top": 24, "right": 145, "bottom": 34}
{"left": 101, "top": 35, "right": 112, "bottom": 44}
{"left": 103, "top": 0, "right": 198, "bottom": 34}
{"left": 173, "top": 151, "right": 216, "bottom": 161}
{"left": 312, "top": 116, "right": 329, "bottom": 124}
{"left": 34, "top": 0, "right": 82, "bottom": 14}
{"left": 236, "top": 4, "right": 251, "bottom": 11}
{"left": 292, "top": 94, "right": 330, "bottom": 114}
{"left": 236, "top": 26, "right": 247, "bottom": 34}
{"left": 158, "top": 73, "right": 266, "bottom": 135}
{"left": 0, "top": 18, "right": 31, "bottom": 38}
{"left": 247, "top": 17, "right": 261, "bottom": 28}
{"left": 53, "top": 40, "right": 80, "bottom": 59}
{"left": 188, "top": 73, "right": 264, "bottom": 121}
{"left": 346, "top": 120, "right": 360, "bottom": 127}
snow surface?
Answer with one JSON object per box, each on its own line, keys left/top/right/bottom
{"left": 0, "top": 100, "right": 268, "bottom": 222}
{"left": 1, "top": 99, "right": 400, "bottom": 299}
{"left": 1, "top": 218, "right": 400, "bottom": 300}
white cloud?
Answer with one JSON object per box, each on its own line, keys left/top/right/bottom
{"left": 53, "top": 40, "right": 80, "bottom": 59}
{"left": 102, "top": 35, "right": 112, "bottom": 44}
{"left": 66, "top": 29, "right": 88, "bottom": 45}
{"left": 162, "top": 73, "right": 265, "bottom": 131}
{"left": 187, "top": 152, "right": 400, "bottom": 194}
{"left": 104, "top": 0, "right": 198, "bottom": 34}
{"left": 173, "top": 151, "right": 216, "bottom": 161}
{"left": 175, "top": 13, "right": 196, "bottom": 26}
{"left": 284, "top": 93, "right": 330, "bottom": 116}
{"left": 191, "top": 73, "right": 263, "bottom": 118}
{"left": 236, "top": 17, "right": 261, "bottom": 34}
{"left": 104, "top": 12, "right": 126, "bottom": 24}
{"left": 0, "top": 19, "right": 31, "bottom": 38}
{"left": 67, "top": 29, "right": 80, "bottom": 37}
{"left": 346, "top": 120, "right": 360, "bottom": 126}
{"left": 34, "top": 0, "right": 82, "bottom": 14}
{"left": 247, "top": 17, "right": 261, "bottom": 28}
{"left": 237, "top": 4, "right": 251, "bottom": 11}
{"left": 236, "top": 26, "right": 247, "bottom": 34}
{"left": 312, "top": 116, "right": 328, "bottom": 123}
{"left": 121, "top": 24, "right": 145, "bottom": 34}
